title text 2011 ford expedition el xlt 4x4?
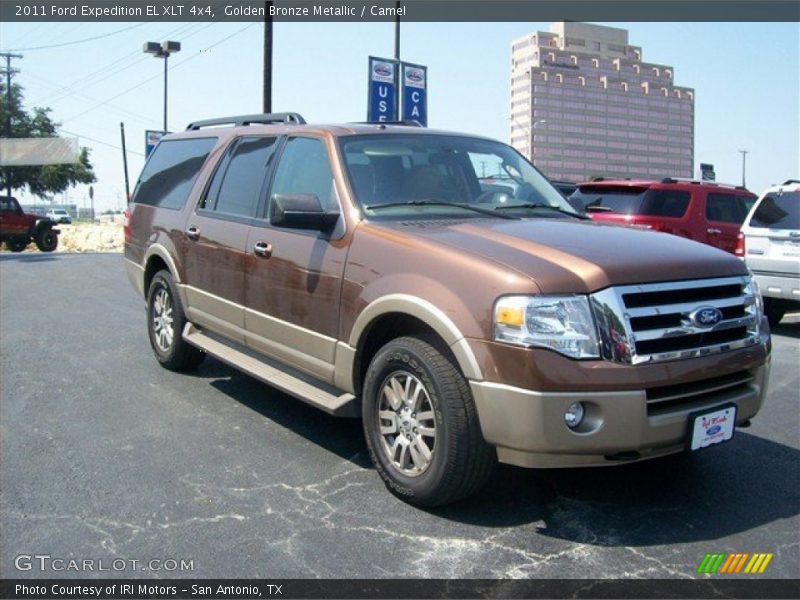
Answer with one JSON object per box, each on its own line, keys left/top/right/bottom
{"left": 125, "top": 113, "right": 771, "bottom": 506}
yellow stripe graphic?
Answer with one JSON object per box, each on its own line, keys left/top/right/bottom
{"left": 734, "top": 553, "right": 749, "bottom": 573}
{"left": 749, "top": 554, "right": 766, "bottom": 573}
{"left": 744, "top": 554, "right": 758, "bottom": 573}
{"left": 758, "top": 553, "right": 773, "bottom": 573}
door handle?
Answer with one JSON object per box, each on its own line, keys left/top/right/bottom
{"left": 185, "top": 226, "right": 201, "bottom": 241}
{"left": 253, "top": 241, "right": 273, "bottom": 258}
{"left": 707, "top": 228, "right": 722, "bottom": 235}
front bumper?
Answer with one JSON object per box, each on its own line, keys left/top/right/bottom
{"left": 469, "top": 360, "right": 770, "bottom": 469}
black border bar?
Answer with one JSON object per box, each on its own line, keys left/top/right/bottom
{"left": 1, "top": 1, "right": 799, "bottom": 22}
{"left": 2, "top": 578, "right": 799, "bottom": 599}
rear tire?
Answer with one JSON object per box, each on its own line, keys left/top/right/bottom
{"left": 146, "top": 270, "right": 205, "bottom": 371}
{"left": 362, "top": 336, "right": 495, "bottom": 507}
{"left": 35, "top": 228, "right": 58, "bottom": 252}
{"left": 6, "top": 237, "right": 29, "bottom": 252}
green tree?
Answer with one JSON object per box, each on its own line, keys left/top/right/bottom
{"left": 0, "top": 82, "right": 96, "bottom": 198}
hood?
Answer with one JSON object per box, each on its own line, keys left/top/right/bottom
{"left": 373, "top": 217, "right": 748, "bottom": 294}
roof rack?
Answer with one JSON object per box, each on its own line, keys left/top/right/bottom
{"left": 350, "top": 120, "right": 423, "bottom": 127}
{"left": 659, "top": 177, "right": 744, "bottom": 189}
{"left": 186, "top": 112, "right": 306, "bottom": 130}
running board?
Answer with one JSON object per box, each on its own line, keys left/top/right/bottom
{"left": 183, "top": 323, "right": 359, "bottom": 417}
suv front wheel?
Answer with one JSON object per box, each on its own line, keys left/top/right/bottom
{"left": 362, "top": 336, "right": 495, "bottom": 506}
{"left": 146, "top": 270, "right": 205, "bottom": 371}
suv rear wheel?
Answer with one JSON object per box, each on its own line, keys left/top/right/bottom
{"left": 147, "top": 270, "right": 205, "bottom": 371}
{"left": 362, "top": 336, "right": 495, "bottom": 506}
{"left": 6, "top": 237, "right": 28, "bottom": 252}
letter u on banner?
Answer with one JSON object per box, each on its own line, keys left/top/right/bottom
{"left": 368, "top": 56, "right": 398, "bottom": 122}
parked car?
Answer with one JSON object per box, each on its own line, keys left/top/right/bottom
{"left": 550, "top": 179, "right": 577, "bottom": 198}
{"left": 739, "top": 179, "right": 800, "bottom": 326}
{"left": 570, "top": 178, "right": 757, "bottom": 254}
{"left": 0, "top": 196, "right": 60, "bottom": 252}
{"left": 125, "top": 114, "right": 770, "bottom": 506}
{"left": 45, "top": 208, "right": 72, "bottom": 224}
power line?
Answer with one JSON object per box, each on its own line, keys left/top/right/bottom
{"left": 6, "top": 23, "right": 148, "bottom": 52}
{"left": 24, "top": 71, "right": 158, "bottom": 126}
{"left": 29, "top": 23, "right": 212, "bottom": 107}
{"left": 58, "top": 127, "right": 146, "bottom": 157}
{"left": 62, "top": 23, "right": 256, "bottom": 124}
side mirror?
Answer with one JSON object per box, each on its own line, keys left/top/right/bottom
{"left": 271, "top": 193, "right": 339, "bottom": 231}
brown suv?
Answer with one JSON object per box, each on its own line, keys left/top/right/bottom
{"left": 124, "top": 113, "right": 771, "bottom": 506}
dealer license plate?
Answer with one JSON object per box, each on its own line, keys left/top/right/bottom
{"left": 690, "top": 405, "right": 737, "bottom": 451}
{"left": 782, "top": 241, "right": 800, "bottom": 257}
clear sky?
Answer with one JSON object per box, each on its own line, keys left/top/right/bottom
{"left": 1, "top": 20, "right": 798, "bottom": 212}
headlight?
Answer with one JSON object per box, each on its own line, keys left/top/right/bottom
{"left": 494, "top": 295, "right": 600, "bottom": 359}
{"left": 743, "top": 276, "right": 764, "bottom": 334}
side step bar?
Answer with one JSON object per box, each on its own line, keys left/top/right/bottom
{"left": 183, "top": 323, "right": 359, "bottom": 417}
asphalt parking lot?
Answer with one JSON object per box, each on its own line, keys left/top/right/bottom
{"left": 1, "top": 253, "right": 798, "bottom": 580}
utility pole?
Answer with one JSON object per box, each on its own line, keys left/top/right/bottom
{"left": 263, "top": 1, "right": 273, "bottom": 113}
{"left": 1, "top": 52, "right": 23, "bottom": 198}
{"left": 738, "top": 149, "right": 748, "bottom": 188}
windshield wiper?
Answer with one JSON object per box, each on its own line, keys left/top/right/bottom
{"left": 494, "top": 202, "right": 590, "bottom": 220}
{"left": 365, "top": 200, "right": 519, "bottom": 220}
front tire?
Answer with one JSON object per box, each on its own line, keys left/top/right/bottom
{"left": 146, "top": 270, "right": 205, "bottom": 371}
{"left": 362, "top": 336, "right": 495, "bottom": 507}
{"left": 35, "top": 228, "right": 58, "bottom": 252}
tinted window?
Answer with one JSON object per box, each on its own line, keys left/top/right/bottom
{"left": 0, "top": 197, "right": 19, "bottom": 212}
{"left": 640, "top": 190, "right": 690, "bottom": 218}
{"left": 571, "top": 187, "right": 647, "bottom": 214}
{"left": 571, "top": 187, "right": 689, "bottom": 217}
{"left": 205, "top": 136, "right": 278, "bottom": 217}
{"left": 750, "top": 192, "right": 800, "bottom": 229}
{"left": 270, "top": 137, "right": 334, "bottom": 210}
{"left": 706, "top": 193, "right": 755, "bottom": 224}
{"left": 132, "top": 138, "right": 216, "bottom": 209}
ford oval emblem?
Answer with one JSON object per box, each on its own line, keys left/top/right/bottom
{"left": 689, "top": 306, "right": 723, "bottom": 328}
{"left": 374, "top": 64, "right": 392, "bottom": 77}
{"left": 706, "top": 425, "right": 722, "bottom": 435}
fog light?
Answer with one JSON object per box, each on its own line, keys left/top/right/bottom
{"left": 565, "top": 402, "right": 585, "bottom": 429}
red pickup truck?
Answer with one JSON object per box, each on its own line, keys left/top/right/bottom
{"left": 570, "top": 179, "right": 757, "bottom": 254}
{"left": 0, "top": 196, "right": 59, "bottom": 252}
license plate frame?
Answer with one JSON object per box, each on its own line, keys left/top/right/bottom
{"left": 688, "top": 403, "right": 737, "bottom": 451}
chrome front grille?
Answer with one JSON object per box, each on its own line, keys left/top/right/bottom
{"left": 591, "top": 276, "right": 761, "bottom": 364}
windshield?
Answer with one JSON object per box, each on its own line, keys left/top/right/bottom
{"left": 750, "top": 192, "right": 800, "bottom": 229}
{"left": 339, "top": 134, "right": 578, "bottom": 219}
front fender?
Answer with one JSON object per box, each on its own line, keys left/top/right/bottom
{"left": 346, "top": 280, "right": 484, "bottom": 383}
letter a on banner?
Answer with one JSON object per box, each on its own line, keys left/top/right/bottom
{"left": 402, "top": 63, "right": 427, "bottom": 127}
{"left": 367, "top": 57, "right": 398, "bottom": 122}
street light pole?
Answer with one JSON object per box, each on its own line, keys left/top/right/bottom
{"left": 739, "top": 149, "right": 748, "bottom": 188}
{"left": 163, "top": 53, "right": 168, "bottom": 131}
{"left": 144, "top": 41, "right": 181, "bottom": 132}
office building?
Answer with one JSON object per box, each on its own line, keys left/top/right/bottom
{"left": 510, "top": 22, "right": 694, "bottom": 182}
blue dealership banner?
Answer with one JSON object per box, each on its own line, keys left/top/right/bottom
{"left": 145, "top": 130, "right": 167, "bottom": 157}
{"left": 401, "top": 62, "right": 427, "bottom": 126}
{"left": 367, "top": 56, "right": 398, "bottom": 122}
